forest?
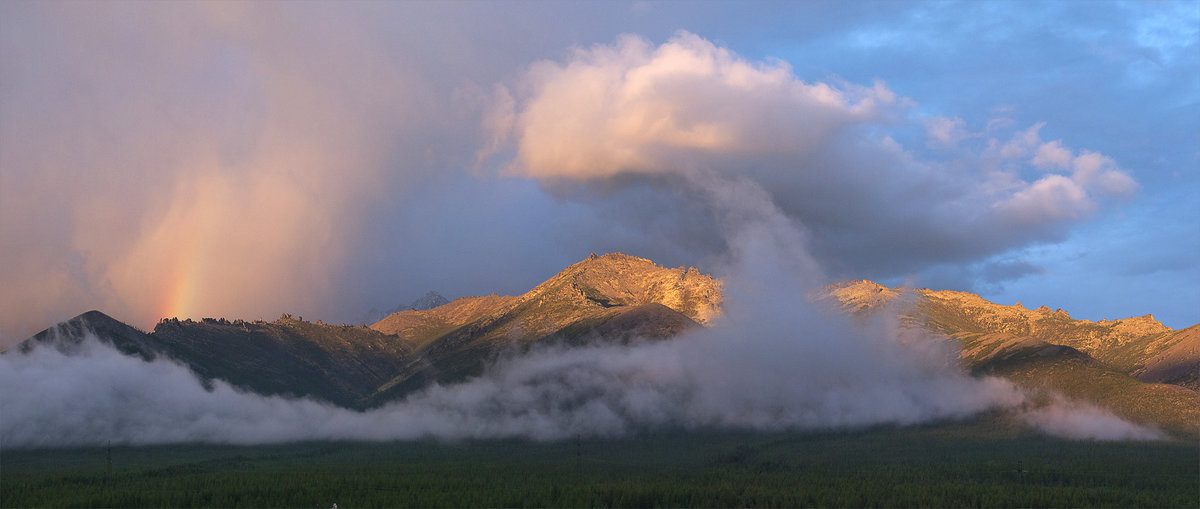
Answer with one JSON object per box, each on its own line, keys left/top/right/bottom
{"left": 4, "top": 420, "right": 1196, "bottom": 508}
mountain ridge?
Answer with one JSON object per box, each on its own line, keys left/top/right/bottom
{"left": 825, "top": 280, "right": 1197, "bottom": 390}
{"left": 9, "top": 254, "right": 1197, "bottom": 436}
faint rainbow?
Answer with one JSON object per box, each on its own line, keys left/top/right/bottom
{"left": 159, "top": 237, "right": 204, "bottom": 321}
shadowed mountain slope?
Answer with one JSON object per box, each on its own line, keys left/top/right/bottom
{"left": 19, "top": 310, "right": 166, "bottom": 361}
{"left": 149, "top": 316, "right": 415, "bottom": 406}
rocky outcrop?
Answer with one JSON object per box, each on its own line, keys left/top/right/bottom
{"left": 364, "top": 253, "right": 720, "bottom": 394}
{"left": 825, "top": 280, "right": 1198, "bottom": 390}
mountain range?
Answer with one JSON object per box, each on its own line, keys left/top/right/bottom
{"left": 11, "top": 252, "right": 1197, "bottom": 436}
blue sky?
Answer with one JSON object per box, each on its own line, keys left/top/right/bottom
{"left": 1, "top": 0, "right": 1196, "bottom": 343}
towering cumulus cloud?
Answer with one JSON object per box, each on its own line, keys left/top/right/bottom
{"left": 489, "top": 31, "right": 1137, "bottom": 277}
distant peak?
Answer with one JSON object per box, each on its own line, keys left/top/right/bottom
{"left": 410, "top": 291, "right": 450, "bottom": 311}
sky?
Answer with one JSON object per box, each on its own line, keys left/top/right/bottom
{"left": 1, "top": 0, "right": 1197, "bottom": 346}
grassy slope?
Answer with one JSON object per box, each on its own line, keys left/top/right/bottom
{"left": 3, "top": 424, "right": 1196, "bottom": 508}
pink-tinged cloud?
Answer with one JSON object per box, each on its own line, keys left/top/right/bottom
{"left": 502, "top": 31, "right": 899, "bottom": 182}
{"left": 1072, "top": 151, "right": 1139, "bottom": 195}
{"left": 1033, "top": 140, "right": 1073, "bottom": 170}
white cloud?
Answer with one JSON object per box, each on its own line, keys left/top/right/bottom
{"left": 995, "top": 174, "right": 1093, "bottom": 224}
{"left": 506, "top": 31, "right": 897, "bottom": 181}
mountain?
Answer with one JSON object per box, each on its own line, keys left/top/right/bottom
{"left": 9, "top": 255, "right": 1196, "bottom": 435}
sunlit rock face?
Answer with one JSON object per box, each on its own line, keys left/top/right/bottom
{"left": 518, "top": 252, "right": 723, "bottom": 326}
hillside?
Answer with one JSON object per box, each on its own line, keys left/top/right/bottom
{"left": 149, "top": 316, "right": 416, "bottom": 407}
{"left": 827, "top": 280, "right": 1199, "bottom": 435}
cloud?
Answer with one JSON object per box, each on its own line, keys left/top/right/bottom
{"left": 1033, "top": 140, "right": 1073, "bottom": 170}
{"left": 504, "top": 31, "right": 896, "bottom": 182}
{"left": 922, "top": 116, "right": 969, "bottom": 147}
{"left": 988, "top": 125, "right": 1138, "bottom": 197}
{"left": 492, "top": 31, "right": 1139, "bottom": 281}
{"left": 994, "top": 174, "right": 1093, "bottom": 224}
{"left": 1071, "top": 151, "right": 1138, "bottom": 195}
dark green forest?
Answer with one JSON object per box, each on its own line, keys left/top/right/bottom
{"left": 4, "top": 421, "right": 1197, "bottom": 508}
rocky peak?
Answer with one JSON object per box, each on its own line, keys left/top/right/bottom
{"left": 824, "top": 280, "right": 901, "bottom": 312}
{"left": 523, "top": 252, "right": 722, "bottom": 325}
{"left": 1110, "top": 314, "right": 1169, "bottom": 337}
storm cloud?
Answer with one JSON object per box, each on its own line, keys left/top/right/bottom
{"left": 0, "top": 2, "right": 436, "bottom": 341}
